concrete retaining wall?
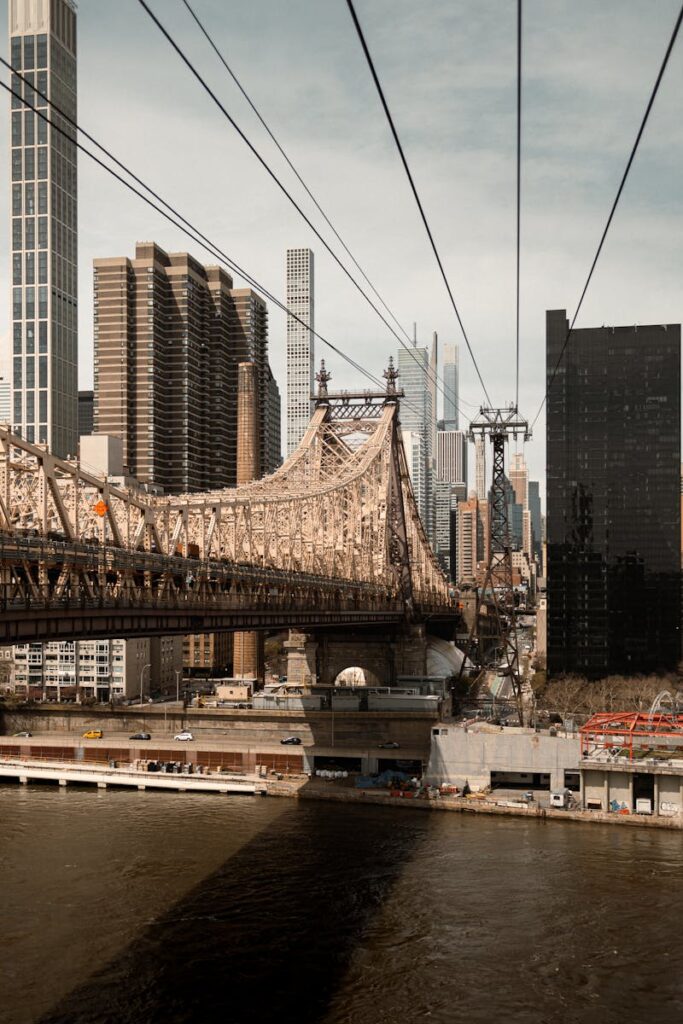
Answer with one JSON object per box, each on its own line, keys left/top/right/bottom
{"left": 426, "top": 726, "right": 580, "bottom": 790}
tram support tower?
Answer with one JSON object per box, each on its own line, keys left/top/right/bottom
{"left": 462, "top": 406, "right": 531, "bottom": 724}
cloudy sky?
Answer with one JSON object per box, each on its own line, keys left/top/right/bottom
{"left": 1, "top": 0, "right": 682, "bottom": 498}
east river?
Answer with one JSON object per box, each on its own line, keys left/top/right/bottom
{"left": 1, "top": 785, "right": 681, "bottom": 1024}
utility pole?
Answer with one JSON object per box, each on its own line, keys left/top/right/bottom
{"left": 460, "top": 406, "right": 531, "bottom": 724}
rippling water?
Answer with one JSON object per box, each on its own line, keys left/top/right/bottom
{"left": 1, "top": 785, "right": 681, "bottom": 1024}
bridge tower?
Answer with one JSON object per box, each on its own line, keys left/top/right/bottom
{"left": 460, "top": 406, "right": 531, "bottom": 723}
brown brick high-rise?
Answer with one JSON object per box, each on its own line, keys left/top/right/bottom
{"left": 93, "top": 242, "right": 281, "bottom": 492}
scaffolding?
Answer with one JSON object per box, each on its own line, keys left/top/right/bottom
{"left": 580, "top": 711, "right": 683, "bottom": 762}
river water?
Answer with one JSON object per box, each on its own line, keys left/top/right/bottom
{"left": 1, "top": 785, "right": 681, "bottom": 1024}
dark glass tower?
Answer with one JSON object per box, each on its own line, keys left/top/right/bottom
{"left": 546, "top": 309, "right": 681, "bottom": 678}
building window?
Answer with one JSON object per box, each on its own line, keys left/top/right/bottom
{"left": 24, "top": 36, "right": 35, "bottom": 70}
{"left": 37, "top": 35, "right": 47, "bottom": 68}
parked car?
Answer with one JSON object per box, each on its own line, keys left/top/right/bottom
{"left": 129, "top": 732, "right": 151, "bottom": 741}
{"left": 13, "top": 731, "right": 31, "bottom": 738}
{"left": 173, "top": 730, "right": 194, "bottom": 741}
{"left": 378, "top": 741, "right": 400, "bottom": 749}
{"left": 82, "top": 729, "right": 103, "bottom": 739}
{"left": 280, "top": 736, "right": 302, "bottom": 745}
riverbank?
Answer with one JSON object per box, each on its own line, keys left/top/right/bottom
{"left": 269, "top": 775, "right": 683, "bottom": 830}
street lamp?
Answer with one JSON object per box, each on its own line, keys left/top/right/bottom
{"left": 175, "top": 668, "right": 181, "bottom": 704}
{"left": 139, "top": 662, "right": 151, "bottom": 709}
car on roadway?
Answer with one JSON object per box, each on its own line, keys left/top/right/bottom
{"left": 82, "top": 729, "right": 103, "bottom": 739}
{"left": 13, "top": 730, "right": 32, "bottom": 738}
{"left": 378, "top": 741, "right": 400, "bottom": 749}
{"left": 173, "top": 730, "right": 194, "bottom": 741}
{"left": 129, "top": 732, "right": 151, "bottom": 741}
{"left": 280, "top": 736, "right": 302, "bottom": 745}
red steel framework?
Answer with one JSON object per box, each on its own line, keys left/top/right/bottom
{"left": 580, "top": 711, "right": 683, "bottom": 761}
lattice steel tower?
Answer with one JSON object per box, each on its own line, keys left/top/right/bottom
{"left": 462, "top": 406, "right": 531, "bottom": 722}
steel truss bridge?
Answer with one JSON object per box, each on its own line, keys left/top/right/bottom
{"left": 0, "top": 369, "right": 454, "bottom": 644}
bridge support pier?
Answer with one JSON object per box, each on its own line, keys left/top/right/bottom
{"left": 284, "top": 631, "right": 318, "bottom": 687}
{"left": 301, "top": 624, "right": 431, "bottom": 687}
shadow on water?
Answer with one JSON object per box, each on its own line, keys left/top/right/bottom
{"left": 38, "top": 800, "right": 430, "bottom": 1024}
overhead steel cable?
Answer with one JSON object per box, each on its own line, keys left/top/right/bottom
{"left": 136, "top": 0, "right": 472, "bottom": 427}
{"left": 179, "top": 0, "right": 414, "bottom": 347}
{"left": 345, "top": 0, "right": 493, "bottom": 408}
{"left": 515, "top": 0, "right": 522, "bottom": 412}
{"left": 0, "top": 74, "right": 400, "bottom": 404}
{"left": 531, "top": 1, "right": 683, "bottom": 430}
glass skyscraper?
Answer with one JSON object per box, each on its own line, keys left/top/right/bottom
{"left": 546, "top": 309, "right": 681, "bottom": 678}
{"left": 9, "top": 0, "right": 77, "bottom": 458}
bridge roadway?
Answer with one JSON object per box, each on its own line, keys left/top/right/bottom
{"left": 0, "top": 535, "right": 454, "bottom": 644}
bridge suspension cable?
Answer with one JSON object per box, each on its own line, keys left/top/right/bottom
{"left": 136, "top": 0, "right": 472, "bottom": 428}
{"left": 0, "top": 68, "right": 431, "bottom": 425}
{"left": 531, "top": 2, "right": 683, "bottom": 430}
{"left": 344, "top": 0, "right": 493, "bottom": 408}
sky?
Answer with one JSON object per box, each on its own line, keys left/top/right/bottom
{"left": 1, "top": 0, "right": 682, "bottom": 502}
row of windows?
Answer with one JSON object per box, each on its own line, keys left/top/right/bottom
{"left": 11, "top": 110, "right": 48, "bottom": 147}
{"left": 12, "top": 286, "right": 49, "bottom": 320}
{"left": 12, "top": 424, "right": 48, "bottom": 445}
{"left": 12, "top": 250, "right": 49, "bottom": 286}
{"left": 13, "top": 388, "right": 48, "bottom": 424}
{"left": 11, "top": 147, "right": 49, "bottom": 183}
{"left": 13, "top": 321, "right": 48, "bottom": 354}
{"left": 10, "top": 70, "right": 48, "bottom": 109}
{"left": 12, "top": 216, "right": 48, "bottom": 250}
{"left": 13, "top": 355, "right": 49, "bottom": 390}
{"left": 11, "top": 34, "right": 48, "bottom": 71}
{"left": 11, "top": 181, "right": 48, "bottom": 217}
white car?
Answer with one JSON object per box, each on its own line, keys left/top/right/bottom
{"left": 173, "top": 730, "right": 194, "bottom": 741}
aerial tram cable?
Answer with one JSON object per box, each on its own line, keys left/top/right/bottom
{"left": 0, "top": 73, "right": 424, "bottom": 410}
{"left": 180, "top": 0, "right": 415, "bottom": 349}
{"left": 137, "top": 0, "right": 473, "bottom": 426}
{"left": 345, "top": 0, "right": 493, "bottom": 408}
{"left": 179, "top": 0, "right": 471, "bottom": 424}
{"left": 531, "top": 1, "right": 683, "bottom": 430}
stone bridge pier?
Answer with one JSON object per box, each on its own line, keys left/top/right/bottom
{"left": 284, "top": 625, "right": 431, "bottom": 687}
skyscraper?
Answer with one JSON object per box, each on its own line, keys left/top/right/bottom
{"left": 286, "top": 247, "right": 314, "bottom": 454}
{"left": 528, "top": 480, "right": 542, "bottom": 560}
{"left": 474, "top": 436, "right": 487, "bottom": 499}
{"left": 546, "top": 309, "right": 681, "bottom": 678}
{"left": 93, "top": 242, "right": 279, "bottom": 493}
{"left": 9, "top": 0, "right": 78, "bottom": 458}
{"left": 442, "top": 343, "right": 459, "bottom": 430}
{"left": 398, "top": 343, "right": 433, "bottom": 537}
{"left": 436, "top": 429, "right": 467, "bottom": 485}
{"left": 509, "top": 452, "right": 528, "bottom": 509}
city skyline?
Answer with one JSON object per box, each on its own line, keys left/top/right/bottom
{"left": 1, "top": 0, "right": 681, "bottom": 492}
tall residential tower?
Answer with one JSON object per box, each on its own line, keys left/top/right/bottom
{"left": 286, "top": 247, "right": 314, "bottom": 454}
{"left": 93, "top": 242, "right": 280, "bottom": 493}
{"left": 9, "top": 0, "right": 78, "bottom": 457}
